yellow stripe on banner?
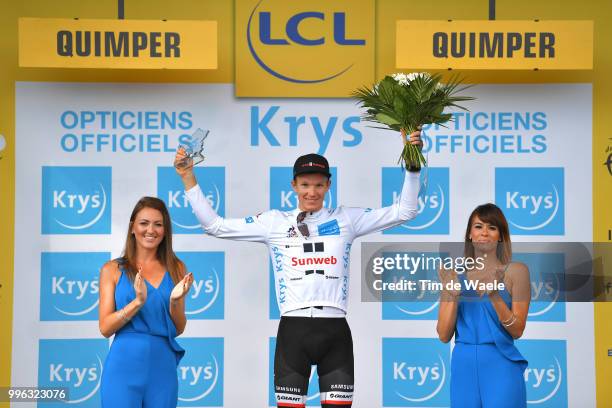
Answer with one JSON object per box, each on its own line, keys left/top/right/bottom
{"left": 396, "top": 20, "right": 593, "bottom": 70}
{"left": 19, "top": 18, "right": 218, "bottom": 69}
{"left": 595, "top": 302, "right": 612, "bottom": 407}
{"left": 0, "top": 59, "right": 14, "bottom": 408}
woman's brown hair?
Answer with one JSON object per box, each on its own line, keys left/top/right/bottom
{"left": 118, "top": 197, "right": 184, "bottom": 284}
{"left": 464, "top": 203, "right": 512, "bottom": 264}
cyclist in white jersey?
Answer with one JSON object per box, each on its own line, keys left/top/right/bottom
{"left": 174, "top": 131, "right": 422, "bottom": 408}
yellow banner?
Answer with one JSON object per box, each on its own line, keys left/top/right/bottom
{"left": 396, "top": 20, "right": 593, "bottom": 70}
{"left": 235, "top": 0, "right": 374, "bottom": 97}
{"left": 19, "top": 18, "right": 218, "bottom": 69}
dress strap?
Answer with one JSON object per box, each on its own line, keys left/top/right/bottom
{"left": 112, "top": 257, "right": 130, "bottom": 277}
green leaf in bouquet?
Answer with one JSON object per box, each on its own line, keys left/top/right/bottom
{"left": 432, "top": 104, "right": 444, "bottom": 116}
{"left": 392, "top": 96, "right": 405, "bottom": 114}
{"left": 375, "top": 113, "right": 400, "bottom": 126}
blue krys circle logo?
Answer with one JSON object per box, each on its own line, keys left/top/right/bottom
{"left": 270, "top": 167, "right": 337, "bottom": 211}
{"left": 518, "top": 340, "right": 567, "bottom": 407}
{"left": 40, "top": 252, "right": 109, "bottom": 321}
{"left": 383, "top": 338, "right": 450, "bottom": 406}
{"left": 381, "top": 252, "right": 441, "bottom": 320}
{"left": 38, "top": 339, "right": 108, "bottom": 408}
{"left": 513, "top": 253, "right": 566, "bottom": 322}
{"left": 495, "top": 168, "right": 565, "bottom": 235}
{"left": 382, "top": 167, "right": 449, "bottom": 235}
{"left": 185, "top": 268, "right": 221, "bottom": 314}
{"left": 246, "top": 0, "right": 365, "bottom": 83}
{"left": 158, "top": 167, "right": 225, "bottom": 234}
{"left": 177, "top": 338, "right": 224, "bottom": 406}
{"left": 178, "top": 252, "right": 225, "bottom": 319}
{"left": 42, "top": 167, "right": 112, "bottom": 234}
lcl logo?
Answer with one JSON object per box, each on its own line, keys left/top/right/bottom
{"left": 246, "top": 0, "right": 366, "bottom": 83}
{"left": 257, "top": 11, "right": 364, "bottom": 46}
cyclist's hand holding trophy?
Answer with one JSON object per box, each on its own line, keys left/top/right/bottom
{"left": 174, "top": 128, "right": 209, "bottom": 190}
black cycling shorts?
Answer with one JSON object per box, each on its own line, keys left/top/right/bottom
{"left": 273, "top": 316, "right": 354, "bottom": 407}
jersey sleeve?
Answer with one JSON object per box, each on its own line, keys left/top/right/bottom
{"left": 343, "top": 170, "right": 420, "bottom": 238}
{"left": 184, "top": 184, "right": 273, "bottom": 242}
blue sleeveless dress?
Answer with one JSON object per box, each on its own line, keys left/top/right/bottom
{"left": 451, "top": 273, "right": 528, "bottom": 407}
{"left": 101, "top": 263, "right": 185, "bottom": 408}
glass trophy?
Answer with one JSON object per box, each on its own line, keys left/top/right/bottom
{"left": 175, "top": 128, "right": 209, "bottom": 169}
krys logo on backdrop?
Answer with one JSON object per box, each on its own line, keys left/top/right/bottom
{"left": 157, "top": 167, "right": 225, "bottom": 234}
{"left": 383, "top": 338, "right": 450, "bottom": 407}
{"left": 40, "top": 252, "right": 109, "bottom": 321}
{"left": 38, "top": 339, "right": 108, "bottom": 408}
{"left": 177, "top": 252, "right": 225, "bottom": 319}
{"left": 518, "top": 340, "right": 567, "bottom": 407}
{"left": 177, "top": 338, "right": 224, "bottom": 407}
{"left": 381, "top": 251, "right": 442, "bottom": 321}
{"left": 270, "top": 167, "right": 337, "bottom": 211}
{"left": 513, "top": 252, "right": 566, "bottom": 322}
{"left": 382, "top": 167, "right": 449, "bottom": 235}
{"left": 236, "top": 0, "right": 374, "bottom": 97}
{"left": 42, "top": 167, "right": 112, "bottom": 234}
{"left": 495, "top": 167, "right": 565, "bottom": 235}
{"left": 250, "top": 105, "right": 363, "bottom": 155}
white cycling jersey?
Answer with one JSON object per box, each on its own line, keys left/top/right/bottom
{"left": 185, "top": 171, "right": 420, "bottom": 315}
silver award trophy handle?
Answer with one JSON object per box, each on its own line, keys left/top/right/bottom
{"left": 175, "top": 128, "right": 209, "bottom": 169}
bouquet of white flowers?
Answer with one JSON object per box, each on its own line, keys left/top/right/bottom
{"left": 353, "top": 72, "right": 474, "bottom": 170}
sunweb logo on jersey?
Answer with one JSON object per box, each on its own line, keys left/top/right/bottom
{"left": 157, "top": 167, "right": 225, "bottom": 234}
{"left": 383, "top": 338, "right": 450, "bottom": 407}
{"left": 269, "top": 338, "right": 321, "bottom": 406}
{"left": 176, "top": 337, "right": 224, "bottom": 407}
{"left": 382, "top": 167, "right": 449, "bottom": 235}
{"left": 177, "top": 252, "right": 224, "bottom": 319}
{"left": 42, "top": 166, "right": 111, "bottom": 234}
{"left": 40, "top": 252, "right": 109, "bottom": 321}
{"left": 270, "top": 167, "right": 337, "bottom": 211}
{"left": 382, "top": 251, "right": 442, "bottom": 321}
{"left": 513, "top": 252, "right": 566, "bottom": 322}
{"left": 38, "top": 338, "right": 108, "bottom": 408}
{"left": 495, "top": 168, "right": 564, "bottom": 235}
{"left": 517, "top": 339, "right": 567, "bottom": 407}
{"left": 236, "top": 0, "right": 374, "bottom": 96}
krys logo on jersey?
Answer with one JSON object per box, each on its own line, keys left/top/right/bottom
{"left": 517, "top": 339, "right": 567, "bottom": 407}
{"left": 382, "top": 338, "right": 450, "bottom": 407}
{"left": 268, "top": 338, "right": 321, "bottom": 406}
{"left": 270, "top": 167, "right": 337, "bottom": 211}
{"left": 157, "top": 166, "right": 225, "bottom": 234}
{"left": 176, "top": 338, "right": 224, "bottom": 407}
{"left": 495, "top": 168, "right": 564, "bottom": 235}
{"left": 269, "top": 261, "right": 281, "bottom": 319}
{"left": 236, "top": 0, "right": 374, "bottom": 97}
{"left": 177, "top": 252, "right": 224, "bottom": 319}
{"left": 42, "top": 166, "right": 111, "bottom": 234}
{"left": 382, "top": 167, "right": 449, "bottom": 235}
{"left": 38, "top": 338, "right": 108, "bottom": 408}
{"left": 40, "top": 252, "right": 109, "bottom": 321}
{"left": 513, "top": 252, "right": 566, "bottom": 322}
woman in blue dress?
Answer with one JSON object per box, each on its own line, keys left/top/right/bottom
{"left": 437, "top": 203, "right": 531, "bottom": 407}
{"left": 98, "top": 197, "right": 194, "bottom": 407}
